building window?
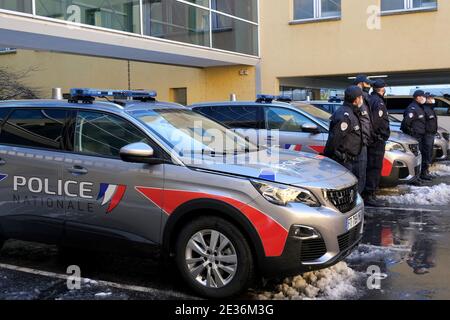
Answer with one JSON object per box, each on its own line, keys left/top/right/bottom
{"left": 36, "top": 0, "right": 141, "bottom": 34}
{"left": 2, "top": 0, "right": 259, "bottom": 56}
{"left": 381, "top": 0, "right": 437, "bottom": 12}
{"left": 0, "top": 0, "right": 32, "bottom": 13}
{"left": 143, "top": 0, "right": 210, "bottom": 47}
{"left": 293, "top": 0, "right": 341, "bottom": 21}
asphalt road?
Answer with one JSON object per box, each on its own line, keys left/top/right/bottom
{"left": 1, "top": 162, "right": 449, "bottom": 300}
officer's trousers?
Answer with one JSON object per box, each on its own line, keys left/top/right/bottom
{"left": 366, "top": 141, "right": 386, "bottom": 194}
{"left": 413, "top": 134, "right": 428, "bottom": 174}
{"left": 423, "top": 134, "right": 435, "bottom": 171}
{"left": 351, "top": 146, "right": 367, "bottom": 194}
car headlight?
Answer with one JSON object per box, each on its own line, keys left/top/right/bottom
{"left": 385, "top": 141, "right": 405, "bottom": 152}
{"left": 250, "top": 180, "right": 320, "bottom": 207}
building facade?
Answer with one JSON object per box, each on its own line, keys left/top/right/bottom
{"left": 260, "top": 0, "right": 450, "bottom": 99}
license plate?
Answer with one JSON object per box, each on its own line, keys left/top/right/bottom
{"left": 347, "top": 211, "right": 362, "bottom": 231}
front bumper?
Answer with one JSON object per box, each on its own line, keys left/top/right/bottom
{"left": 433, "top": 138, "right": 449, "bottom": 161}
{"left": 380, "top": 151, "right": 421, "bottom": 187}
{"left": 259, "top": 202, "right": 364, "bottom": 277}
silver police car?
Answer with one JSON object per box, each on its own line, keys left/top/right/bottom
{"left": 0, "top": 89, "right": 363, "bottom": 298}
{"left": 191, "top": 96, "right": 422, "bottom": 187}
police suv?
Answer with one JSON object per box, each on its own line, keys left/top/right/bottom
{"left": 0, "top": 89, "right": 363, "bottom": 298}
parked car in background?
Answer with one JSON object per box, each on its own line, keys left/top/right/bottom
{"left": 385, "top": 95, "right": 450, "bottom": 132}
{"left": 191, "top": 96, "right": 422, "bottom": 187}
{"left": 389, "top": 115, "right": 449, "bottom": 161}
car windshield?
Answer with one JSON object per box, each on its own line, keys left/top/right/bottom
{"left": 129, "top": 108, "right": 258, "bottom": 157}
{"left": 291, "top": 103, "right": 332, "bottom": 126}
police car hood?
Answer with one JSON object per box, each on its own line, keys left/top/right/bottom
{"left": 389, "top": 130, "right": 419, "bottom": 144}
{"left": 181, "top": 149, "right": 357, "bottom": 189}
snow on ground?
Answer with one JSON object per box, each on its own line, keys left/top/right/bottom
{"left": 429, "top": 163, "right": 450, "bottom": 177}
{"left": 255, "top": 262, "right": 364, "bottom": 300}
{"left": 379, "top": 183, "right": 450, "bottom": 205}
{"left": 346, "top": 244, "right": 410, "bottom": 266}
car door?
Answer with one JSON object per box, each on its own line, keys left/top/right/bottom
{"left": 261, "top": 106, "right": 327, "bottom": 154}
{"left": 0, "top": 107, "right": 68, "bottom": 243}
{"left": 61, "top": 110, "right": 164, "bottom": 250}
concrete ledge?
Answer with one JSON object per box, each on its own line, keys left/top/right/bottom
{"left": 380, "top": 7, "right": 438, "bottom": 17}
{"left": 289, "top": 16, "right": 341, "bottom": 25}
{"left": 0, "top": 12, "right": 260, "bottom": 67}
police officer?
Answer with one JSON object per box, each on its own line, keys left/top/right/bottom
{"left": 352, "top": 75, "right": 374, "bottom": 193}
{"left": 422, "top": 92, "right": 438, "bottom": 179}
{"left": 324, "top": 86, "right": 363, "bottom": 172}
{"left": 365, "top": 80, "right": 390, "bottom": 206}
{"left": 401, "top": 90, "right": 429, "bottom": 181}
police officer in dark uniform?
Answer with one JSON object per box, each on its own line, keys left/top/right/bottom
{"left": 401, "top": 90, "right": 429, "bottom": 181}
{"left": 365, "top": 80, "right": 390, "bottom": 206}
{"left": 352, "top": 75, "right": 374, "bottom": 193}
{"left": 324, "top": 86, "right": 363, "bottom": 172}
{"left": 422, "top": 92, "right": 438, "bottom": 179}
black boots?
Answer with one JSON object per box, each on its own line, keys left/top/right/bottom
{"left": 420, "top": 168, "right": 434, "bottom": 181}
{"left": 363, "top": 191, "right": 382, "bottom": 207}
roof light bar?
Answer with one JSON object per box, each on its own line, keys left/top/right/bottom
{"left": 256, "top": 94, "right": 275, "bottom": 103}
{"left": 69, "top": 88, "right": 157, "bottom": 104}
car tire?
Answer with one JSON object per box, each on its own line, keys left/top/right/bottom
{"left": 175, "top": 216, "right": 255, "bottom": 299}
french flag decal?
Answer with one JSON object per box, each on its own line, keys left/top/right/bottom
{"left": 285, "top": 144, "right": 302, "bottom": 152}
{"left": 97, "top": 183, "right": 127, "bottom": 214}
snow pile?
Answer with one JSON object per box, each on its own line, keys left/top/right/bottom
{"left": 379, "top": 183, "right": 450, "bottom": 205}
{"left": 429, "top": 163, "right": 450, "bottom": 177}
{"left": 346, "top": 244, "right": 410, "bottom": 266}
{"left": 256, "top": 262, "right": 362, "bottom": 300}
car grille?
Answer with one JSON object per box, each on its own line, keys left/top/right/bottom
{"left": 338, "top": 223, "right": 362, "bottom": 252}
{"left": 399, "top": 167, "right": 409, "bottom": 179}
{"left": 326, "top": 184, "right": 358, "bottom": 213}
{"left": 409, "top": 144, "right": 419, "bottom": 156}
{"left": 300, "top": 238, "right": 327, "bottom": 262}
{"left": 443, "top": 132, "right": 449, "bottom": 142}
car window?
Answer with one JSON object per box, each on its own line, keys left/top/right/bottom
{"left": 194, "top": 105, "right": 259, "bottom": 129}
{"left": 74, "top": 111, "right": 150, "bottom": 158}
{"left": 264, "top": 107, "right": 311, "bottom": 132}
{"left": 435, "top": 99, "right": 450, "bottom": 116}
{"left": 0, "top": 108, "right": 66, "bottom": 150}
{"left": 386, "top": 98, "right": 413, "bottom": 112}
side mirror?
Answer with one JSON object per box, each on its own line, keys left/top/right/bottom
{"left": 302, "top": 122, "right": 320, "bottom": 134}
{"left": 120, "top": 142, "right": 163, "bottom": 164}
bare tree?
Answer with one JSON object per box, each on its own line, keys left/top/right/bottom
{"left": 0, "top": 66, "right": 41, "bottom": 100}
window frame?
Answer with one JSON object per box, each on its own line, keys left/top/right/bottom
{"left": 67, "top": 109, "right": 166, "bottom": 160}
{"left": 263, "top": 106, "right": 323, "bottom": 133}
{"left": 380, "top": 0, "right": 438, "bottom": 15}
{"left": 291, "top": 0, "right": 341, "bottom": 24}
{"left": 0, "top": 107, "right": 70, "bottom": 152}
{"left": 193, "top": 105, "right": 264, "bottom": 130}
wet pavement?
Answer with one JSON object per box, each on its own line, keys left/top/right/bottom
{"left": 1, "top": 162, "right": 450, "bottom": 300}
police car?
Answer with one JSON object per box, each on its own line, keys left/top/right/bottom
{"left": 191, "top": 95, "right": 422, "bottom": 187}
{"left": 0, "top": 89, "right": 364, "bottom": 298}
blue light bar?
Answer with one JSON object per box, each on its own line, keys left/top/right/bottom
{"left": 256, "top": 94, "right": 275, "bottom": 103}
{"left": 70, "top": 88, "right": 157, "bottom": 99}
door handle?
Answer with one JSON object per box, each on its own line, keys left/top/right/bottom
{"left": 0, "top": 159, "right": 5, "bottom": 166}
{"left": 67, "top": 166, "right": 88, "bottom": 175}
